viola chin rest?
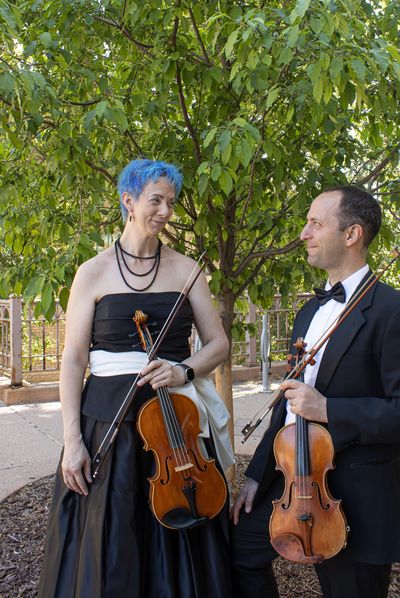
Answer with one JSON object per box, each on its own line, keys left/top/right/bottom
{"left": 162, "top": 508, "right": 208, "bottom": 530}
{"left": 271, "top": 533, "right": 323, "bottom": 564}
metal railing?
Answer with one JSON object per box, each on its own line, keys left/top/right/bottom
{"left": 0, "top": 294, "right": 311, "bottom": 386}
{"left": 232, "top": 294, "right": 312, "bottom": 366}
{"left": 0, "top": 297, "right": 65, "bottom": 386}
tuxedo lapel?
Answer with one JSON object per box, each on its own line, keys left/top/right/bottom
{"left": 315, "top": 270, "right": 376, "bottom": 394}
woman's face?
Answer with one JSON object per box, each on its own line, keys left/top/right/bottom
{"left": 128, "top": 177, "right": 176, "bottom": 236}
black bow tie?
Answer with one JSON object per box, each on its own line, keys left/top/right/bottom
{"left": 313, "top": 281, "right": 346, "bottom": 306}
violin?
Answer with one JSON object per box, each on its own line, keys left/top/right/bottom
{"left": 269, "top": 337, "right": 348, "bottom": 563}
{"left": 134, "top": 309, "right": 227, "bottom": 530}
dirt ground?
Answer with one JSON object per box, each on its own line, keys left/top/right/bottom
{"left": 1, "top": 457, "right": 399, "bottom": 597}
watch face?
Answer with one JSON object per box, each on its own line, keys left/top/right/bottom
{"left": 186, "top": 367, "right": 195, "bottom": 382}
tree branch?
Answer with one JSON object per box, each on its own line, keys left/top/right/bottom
{"left": 124, "top": 129, "right": 145, "bottom": 156}
{"left": 356, "top": 149, "right": 398, "bottom": 186}
{"left": 176, "top": 66, "right": 201, "bottom": 165}
{"left": 233, "top": 238, "right": 302, "bottom": 299}
{"left": 188, "top": 7, "right": 212, "bottom": 66}
{"left": 60, "top": 98, "right": 101, "bottom": 106}
{"left": 85, "top": 159, "right": 117, "bottom": 185}
{"left": 94, "top": 14, "right": 154, "bottom": 53}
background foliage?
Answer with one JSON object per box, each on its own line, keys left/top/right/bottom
{"left": 0, "top": 0, "right": 399, "bottom": 333}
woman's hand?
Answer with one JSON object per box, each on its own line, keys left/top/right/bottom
{"left": 137, "top": 359, "right": 186, "bottom": 389}
{"left": 62, "top": 438, "right": 92, "bottom": 495}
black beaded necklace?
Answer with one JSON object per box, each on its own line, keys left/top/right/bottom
{"left": 115, "top": 237, "right": 162, "bottom": 292}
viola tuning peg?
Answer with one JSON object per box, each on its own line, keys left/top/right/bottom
{"left": 309, "top": 358, "right": 316, "bottom": 366}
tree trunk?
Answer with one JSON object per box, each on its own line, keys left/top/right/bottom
{"left": 215, "top": 289, "right": 235, "bottom": 454}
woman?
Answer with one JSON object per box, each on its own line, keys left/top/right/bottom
{"left": 38, "top": 159, "right": 234, "bottom": 597}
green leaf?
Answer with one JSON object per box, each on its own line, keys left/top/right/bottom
{"left": 107, "top": 107, "right": 128, "bottom": 131}
{"left": 313, "top": 78, "right": 324, "bottom": 103}
{"left": 349, "top": 58, "right": 367, "bottom": 82}
{"left": 219, "top": 170, "right": 233, "bottom": 196}
{"left": 58, "top": 287, "right": 70, "bottom": 312}
{"left": 211, "top": 164, "right": 222, "bottom": 181}
{"left": 198, "top": 173, "right": 209, "bottom": 197}
{"left": 224, "top": 30, "right": 239, "bottom": 58}
{"left": 38, "top": 32, "right": 52, "bottom": 48}
{"left": 0, "top": 4, "right": 18, "bottom": 31}
{"left": 287, "top": 25, "right": 299, "bottom": 48}
{"left": 203, "top": 128, "right": 217, "bottom": 148}
{"left": 221, "top": 143, "right": 232, "bottom": 165}
{"left": 266, "top": 87, "right": 279, "bottom": 108}
{"left": 59, "top": 121, "right": 72, "bottom": 140}
{"left": 95, "top": 101, "right": 108, "bottom": 117}
{"left": 218, "top": 130, "right": 231, "bottom": 153}
{"left": 41, "top": 283, "right": 53, "bottom": 313}
{"left": 24, "top": 275, "right": 45, "bottom": 300}
{"left": 0, "top": 72, "right": 14, "bottom": 94}
{"left": 329, "top": 56, "right": 344, "bottom": 83}
{"left": 235, "top": 139, "right": 254, "bottom": 168}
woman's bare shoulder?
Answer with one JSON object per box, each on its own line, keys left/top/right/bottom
{"left": 162, "top": 246, "right": 199, "bottom": 271}
{"left": 73, "top": 247, "right": 115, "bottom": 286}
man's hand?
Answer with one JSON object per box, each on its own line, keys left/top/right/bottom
{"left": 232, "top": 477, "right": 259, "bottom": 525}
{"left": 280, "top": 379, "right": 328, "bottom": 422}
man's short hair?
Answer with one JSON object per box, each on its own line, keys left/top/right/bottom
{"left": 325, "top": 185, "right": 381, "bottom": 248}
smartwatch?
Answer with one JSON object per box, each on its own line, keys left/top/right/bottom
{"left": 175, "top": 363, "right": 195, "bottom": 383}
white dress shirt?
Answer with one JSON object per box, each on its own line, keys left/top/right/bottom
{"left": 285, "top": 264, "right": 369, "bottom": 425}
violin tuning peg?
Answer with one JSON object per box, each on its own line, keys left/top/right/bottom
{"left": 309, "top": 358, "right": 316, "bottom": 366}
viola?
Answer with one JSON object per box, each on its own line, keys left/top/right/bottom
{"left": 134, "top": 309, "right": 227, "bottom": 530}
{"left": 269, "top": 338, "right": 348, "bottom": 563}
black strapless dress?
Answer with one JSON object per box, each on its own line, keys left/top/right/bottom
{"left": 38, "top": 293, "right": 232, "bottom": 598}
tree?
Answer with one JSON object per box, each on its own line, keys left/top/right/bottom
{"left": 1, "top": 0, "right": 400, "bottom": 420}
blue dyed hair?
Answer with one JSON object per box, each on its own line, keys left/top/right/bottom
{"left": 117, "top": 159, "right": 183, "bottom": 222}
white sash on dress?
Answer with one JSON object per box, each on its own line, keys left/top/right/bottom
{"left": 89, "top": 350, "right": 235, "bottom": 472}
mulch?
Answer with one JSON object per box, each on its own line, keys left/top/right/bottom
{"left": 1, "top": 456, "right": 399, "bottom": 598}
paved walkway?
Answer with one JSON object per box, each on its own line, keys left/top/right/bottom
{"left": 0, "top": 379, "right": 278, "bottom": 502}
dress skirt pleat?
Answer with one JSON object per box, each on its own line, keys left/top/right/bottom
{"left": 38, "top": 391, "right": 232, "bottom": 598}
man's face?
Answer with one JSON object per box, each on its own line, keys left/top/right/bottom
{"left": 300, "top": 191, "right": 349, "bottom": 272}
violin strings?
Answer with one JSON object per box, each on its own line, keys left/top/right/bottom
{"left": 157, "top": 386, "right": 189, "bottom": 479}
{"left": 160, "top": 387, "right": 193, "bottom": 481}
{"left": 142, "top": 325, "right": 188, "bottom": 480}
{"left": 144, "top": 327, "right": 191, "bottom": 482}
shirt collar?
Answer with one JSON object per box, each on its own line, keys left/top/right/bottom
{"left": 326, "top": 264, "right": 369, "bottom": 304}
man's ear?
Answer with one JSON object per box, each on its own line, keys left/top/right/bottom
{"left": 345, "top": 224, "right": 363, "bottom": 246}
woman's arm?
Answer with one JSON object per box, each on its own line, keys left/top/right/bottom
{"left": 138, "top": 267, "right": 229, "bottom": 389}
{"left": 59, "top": 262, "right": 98, "bottom": 495}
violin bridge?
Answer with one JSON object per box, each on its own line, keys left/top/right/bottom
{"left": 175, "top": 463, "right": 194, "bottom": 472}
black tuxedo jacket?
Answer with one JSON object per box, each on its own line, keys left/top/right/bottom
{"left": 246, "top": 274, "right": 400, "bottom": 564}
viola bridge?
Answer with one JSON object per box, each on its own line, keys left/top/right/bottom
{"left": 174, "top": 462, "right": 194, "bottom": 472}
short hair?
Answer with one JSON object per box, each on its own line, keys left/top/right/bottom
{"left": 117, "top": 159, "right": 183, "bottom": 222}
{"left": 325, "top": 185, "right": 381, "bottom": 248}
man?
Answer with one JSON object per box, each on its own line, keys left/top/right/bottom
{"left": 232, "top": 186, "right": 400, "bottom": 597}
